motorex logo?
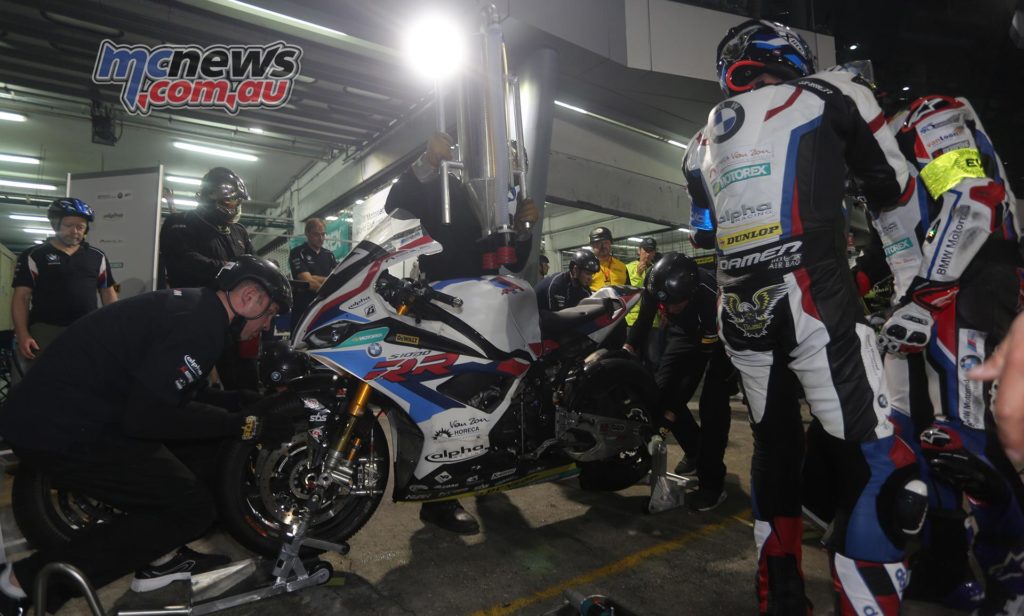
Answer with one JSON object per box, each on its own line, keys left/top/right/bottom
{"left": 92, "top": 40, "right": 302, "bottom": 116}
{"left": 883, "top": 238, "right": 913, "bottom": 257}
{"left": 712, "top": 163, "right": 771, "bottom": 195}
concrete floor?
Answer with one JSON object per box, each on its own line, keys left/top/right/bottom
{"left": 4, "top": 402, "right": 963, "bottom": 616}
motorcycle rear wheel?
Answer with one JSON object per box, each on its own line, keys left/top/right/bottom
{"left": 11, "top": 461, "right": 120, "bottom": 551}
{"left": 217, "top": 418, "right": 389, "bottom": 557}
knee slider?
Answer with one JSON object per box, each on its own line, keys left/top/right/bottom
{"left": 920, "top": 426, "right": 1009, "bottom": 504}
{"left": 878, "top": 465, "right": 929, "bottom": 546}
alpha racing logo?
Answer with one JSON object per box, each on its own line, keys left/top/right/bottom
{"left": 92, "top": 40, "right": 302, "bottom": 116}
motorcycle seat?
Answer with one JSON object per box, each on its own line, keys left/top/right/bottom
{"left": 538, "top": 298, "right": 614, "bottom": 340}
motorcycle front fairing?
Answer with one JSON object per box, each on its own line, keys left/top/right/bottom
{"left": 291, "top": 214, "right": 557, "bottom": 502}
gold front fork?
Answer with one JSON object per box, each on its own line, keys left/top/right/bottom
{"left": 323, "top": 304, "right": 407, "bottom": 483}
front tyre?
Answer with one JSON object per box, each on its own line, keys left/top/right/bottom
{"left": 217, "top": 418, "right": 389, "bottom": 557}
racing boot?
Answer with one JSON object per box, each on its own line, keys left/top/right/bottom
{"left": 419, "top": 500, "right": 480, "bottom": 535}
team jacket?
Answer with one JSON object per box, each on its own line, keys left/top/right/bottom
{"left": 684, "top": 68, "right": 911, "bottom": 278}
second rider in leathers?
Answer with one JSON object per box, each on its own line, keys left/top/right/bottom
{"left": 684, "top": 20, "right": 925, "bottom": 615}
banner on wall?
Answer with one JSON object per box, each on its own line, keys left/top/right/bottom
{"left": 68, "top": 166, "right": 162, "bottom": 298}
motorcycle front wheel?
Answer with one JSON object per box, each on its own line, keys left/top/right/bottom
{"left": 217, "top": 417, "right": 389, "bottom": 557}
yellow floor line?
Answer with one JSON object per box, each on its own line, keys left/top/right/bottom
{"left": 470, "top": 509, "right": 753, "bottom": 616}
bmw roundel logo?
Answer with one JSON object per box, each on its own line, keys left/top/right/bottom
{"left": 877, "top": 394, "right": 888, "bottom": 408}
{"left": 270, "top": 370, "right": 282, "bottom": 382}
{"left": 711, "top": 100, "right": 745, "bottom": 144}
{"left": 367, "top": 342, "right": 382, "bottom": 357}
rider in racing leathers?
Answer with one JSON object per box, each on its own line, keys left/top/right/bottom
{"left": 684, "top": 20, "right": 925, "bottom": 615}
{"left": 861, "top": 93, "right": 1024, "bottom": 615}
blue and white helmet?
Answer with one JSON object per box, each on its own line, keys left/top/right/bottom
{"left": 716, "top": 19, "right": 816, "bottom": 97}
{"left": 47, "top": 197, "right": 95, "bottom": 232}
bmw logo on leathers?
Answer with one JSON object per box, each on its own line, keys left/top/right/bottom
{"left": 711, "top": 100, "right": 745, "bottom": 144}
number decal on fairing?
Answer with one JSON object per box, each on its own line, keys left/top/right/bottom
{"left": 364, "top": 352, "right": 458, "bottom": 382}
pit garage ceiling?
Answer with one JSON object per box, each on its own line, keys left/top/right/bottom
{"left": 0, "top": 0, "right": 439, "bottom": 252}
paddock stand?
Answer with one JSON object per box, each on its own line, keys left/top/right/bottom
{"left": 646, "top": 434, "right": 698, "bottom": 514}
{"left": 32, "top": 494, "right": 345, "bottom": 616}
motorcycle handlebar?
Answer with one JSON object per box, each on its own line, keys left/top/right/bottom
{"left": 376, "top": 273, "right": 463, "bottom": 308}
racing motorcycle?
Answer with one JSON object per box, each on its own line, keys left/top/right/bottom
{"left": 13, "top": 215, "right": 657, "bottom": 557}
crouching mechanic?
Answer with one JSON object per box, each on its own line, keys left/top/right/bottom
{"left": 623, "top": 253, "right": 734, "bottom": 511}
{"left": 534, "top": 250, "right": 600, "bottom": 311}
{"left": 0, "top": 256, "right": 297, "bottom": 615}
{"left": 686, "top": 20, "right": 926, "bottom": 614}
{"left": 869, "top": 94, "right": 1024, "bottom": 614}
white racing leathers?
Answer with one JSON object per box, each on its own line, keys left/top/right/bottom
{"left": 869, "top": 96, "right": 1024, "bottom": 612}
{"left": 684, "top": 69, "right": 921, "bottom": 616}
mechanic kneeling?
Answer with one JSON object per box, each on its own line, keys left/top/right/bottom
{"left": 0, "top": 256, "right": 296, "bottom": 615}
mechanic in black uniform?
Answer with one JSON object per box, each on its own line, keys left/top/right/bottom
{"left": 534, "top": 250, "right": 599, "bottom": 311}
{"left": 289, "top": 217, "right": 337, "bottom": 320}
{"left": 160, "top": 167, "right": 258, "bottom": 389}
{"left": 383, "top": 131, "right": 539, "bottom": 535}
{"left": 10, "top": 198, "right": 117, "bottom": 380}
{"left": 624, "top": 253, "right": 734, "bottom": 511}
{"left": 0, "top": 256, "right": 295, "bottom": 615}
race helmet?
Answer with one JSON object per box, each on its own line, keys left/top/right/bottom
{"left": 569, "top": 249, "right": 601, "bottom": 274}
{"left": 716, "top": 19, "right": 816, "bottom": 97}
{"left": 216, "top": 255, "right": 293, "bottom": 316}
{"left": 259, "top": 340, "right": 310, "bottom": 387}
{"left": 47, "top": 197, "right": 94, "bottom": 232}
{"left": 646, "top": 252, "right": 699, "bottom": 303}
{"left": 197, "top": 167, "right": 249, "bottom": 225}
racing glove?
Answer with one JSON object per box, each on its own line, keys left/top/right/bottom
{"left": 240, "top": 412, "right": 296, "bottom": 447}
{"left": 878, "top": 277, "right": 958, "bottom": 355}
{"left": 699, "top": 331, "right": 720, "bottom": 354}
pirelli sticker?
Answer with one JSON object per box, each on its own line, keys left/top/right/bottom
{"left": 717, "top": 223, "right": 781, "bottom": 250}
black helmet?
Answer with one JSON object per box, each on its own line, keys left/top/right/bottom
{"left": 259, "top": 340, "right": 310, "bottom": 387}
{"left": 47, "top": 197, "right": 94, "bottom": 231}
{"left": 197, "top": 167, "right": 249, "bottom": 225}
{"left": 569, "top": 249, "right": 600, "bottom": 274}
{"left": 589, "top": 226, "right": 613, "bottom": 243}
{"left": 646, "top": 252, "right": 699, "bottom": 303}
{"left": 716, "top": 19, "right": 816, "bottom": 97}
{"left": 216, "top": 255, "right": 293, "bottom": 315}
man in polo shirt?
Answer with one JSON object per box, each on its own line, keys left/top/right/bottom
{"left": 11, "top": 198, "right": 117, "bottom": 379}
{"left": 587, "top": 226, "right": 628, "bottom": 291}
{"left": 288, "top": 218, "right": 337, "bottom": 319}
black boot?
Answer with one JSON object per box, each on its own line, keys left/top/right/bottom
{"left": 419, "top": 500, "right": 480, "bottom": 535}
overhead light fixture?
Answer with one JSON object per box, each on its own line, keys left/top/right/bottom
{"left": 677, "top": 227, "right": 692, "bottom": 233}
{"left": 248, "top": 127, "right": 264, "bottom": 134}
{"left": 33, "top": 239, "right": 43, "bottom": 244}
{"left": 165, "top": 175, "right": 202, "bottom": 186}
{"left": 355, "top": 199, "right": 365, "bottom": 204}
{"left": 554, "top": 100, "right": 688, "bottom": 150}
{"left": 391, "top": 178, "right": 399, "bottom": 184}
{"left": 9, "top": 214, "right": 49, "bottom": 222}
{"left": 325, "top": 215, "right": 339, "bottom": 221}
{"left": 902, "top": 86, "right": 911, "bottom": 92}
{"left": 0, "top": 111, "right": 27, "bottom": 122}
{"left": 848, "top": 43, "right": 859, "bottom": 51}
{"left": 627, "top": 237, "right": 643, "bottom": 242}
{"left": 0, "top": 154, "right": 40, "bottom": 165}
{"left": 42, "top": 11, "right": 123, "bottom": 36}
{"left": 403, "top": 12, "right": 466, "bottom": 82}
{"left": 174, "top": 141, "right": 258, "bottom": 162}
{"left": 0, "top": 179, "right": 57, "bottom": 191}
{"left": 223, "top": 0, "right": 347, "bottom": 38}
{"left": 22, "top": 227, "right": 53, "bottom": 234}
{"left": 174, "top": 199, "right": 200, "bottom": 207}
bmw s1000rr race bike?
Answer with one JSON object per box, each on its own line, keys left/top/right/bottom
{"left": 14, "top": 214, "right": 658, "bottom": 557}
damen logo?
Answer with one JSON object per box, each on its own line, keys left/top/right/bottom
{"left": 92, "top": 40, "right": 302, "bottom": 116}
{"left": 711, "top": 100, "right": 745, "bottom": 143}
